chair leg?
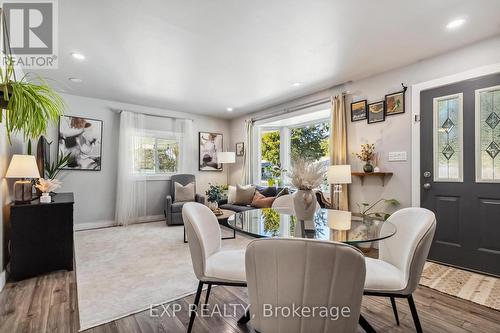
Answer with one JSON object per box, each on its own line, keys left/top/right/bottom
{"left": 187, "top": 281, "right": 203, "bottom": 333}
{"left": 204, "top": 283, "right": 212, "bottom": 305}
{"left": 359, "top": 314, "right": 377, "bottom": 333}
{"left": 390, "top": 297, "right": 400, "bottom": 325}
{"left": 237, "top": 310, "right": 251, "bottom": 325}
{"left": 407, "top": 294, "right": 423, "bottom": 333}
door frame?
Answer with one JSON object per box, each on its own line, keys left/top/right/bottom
{"left": 411, "top": 62, "right": 500, "bottom": 206}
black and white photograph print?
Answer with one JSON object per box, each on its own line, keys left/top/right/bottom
{"left": 236, "top": 142, "right": 244, "bottom": 156}
{"left": 368, "top": 101, "right": 385, "bottom": 124}
{"left": 199, "top": 132, "right": 223, "bottom": 171}
{"left": 351, "top": 100, "right": 367, "bottom": 122}
{"left": 58, "top": 115, "right": 103, "bottom": 171}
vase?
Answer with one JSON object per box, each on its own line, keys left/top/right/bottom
{"left": 208, "top": 201, "right": 218, "bottom": 211}
{"left": 363, "top": 161, "right": 374, "bottom": 173}
{"left": 293, "top": 190, "right": 316, "bottom": 222}
{"left": 40, "top": 192, "right": 51, "bottom": 203}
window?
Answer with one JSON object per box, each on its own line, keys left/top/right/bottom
{"left": 256, "top": 108, "right": 330, "bottom": 186}
{"left": 133, "top": 136, "right": 179, "bottom": 174}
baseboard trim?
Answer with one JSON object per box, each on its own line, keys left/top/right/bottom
{"left": 0, "top": 270, "right": 6, "bottom": 292}
{"left": 74, "top": 215, "right": 165, "bottom": 231}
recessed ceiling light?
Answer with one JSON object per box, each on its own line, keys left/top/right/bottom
{"left": 446, "top": 18, "right": 465, "bottom": 30}
{"left": 71, "top": 52, "right": 85, "bottom": 60}
{"left": 226, "top": 107, "right": 233, "bottom": 112}
{"left": 68, "top": 77, "right": 83, "bottom": 83}
{"left": 292, "top": 82, "right": 301, "bottom": 87}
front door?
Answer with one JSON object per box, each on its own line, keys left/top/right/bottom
{"left": 420, "top": 72, "right": 500, "bottom": 276}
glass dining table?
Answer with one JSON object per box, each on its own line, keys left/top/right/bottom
{"left": 226, "top": 207, "right": 397, "bottom": 245}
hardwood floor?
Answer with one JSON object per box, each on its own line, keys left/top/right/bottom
{"left": 0, "top": 270, "right": 499, "bottom": 333}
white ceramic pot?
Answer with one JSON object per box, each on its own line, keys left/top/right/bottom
{"left": 207, "top": 201, "right": 218, "bottom": 211}
{"left": 293, "top": 190, "right": 316, "bottom": 222}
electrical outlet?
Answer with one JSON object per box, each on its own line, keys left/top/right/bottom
{"left": 388, "top": 151, "right": 407, "bottom": 162}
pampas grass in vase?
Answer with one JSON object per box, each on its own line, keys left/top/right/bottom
{"left": 289, "top": 158, "right": 325, "bottom": 224}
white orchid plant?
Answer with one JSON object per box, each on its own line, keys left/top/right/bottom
{"left": 288, "top": 158, "right": 325, "bottom": 190}
{"left": 35, "top": 178, "right": 62, "bottom": 194}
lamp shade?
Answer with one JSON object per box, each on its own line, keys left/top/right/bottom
{"left": 5, "top": 155, "right": 41, "bottom": 178}
{"left": 328, "top": 209, "right": 352, "bottom": 230}
{"left": 327, "top": 165, "right": 352, "bottom": 184}
{"left": 217, "top": 151, "right": 236, "bottom": 164}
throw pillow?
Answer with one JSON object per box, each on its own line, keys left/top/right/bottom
{"left": 234, "top": 184, "right": 256, "bottom": 205}
{"left": 276, "top": 187, "right": 290, "bottom": 198}
{"left": 227, "top": 185, "right": 236, "bottom": 204}
{"left": 251, "top": 191, "right": 275, "bottom": 208}
{"left": 256, "top": 185, "right": 278, "bottom": 197}
{"left": 174, "top": 182, "right": 195, "bottom": 202}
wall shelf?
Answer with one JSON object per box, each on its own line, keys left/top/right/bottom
{"left": 352, "top": 172, "right": 393, "bottom": 186}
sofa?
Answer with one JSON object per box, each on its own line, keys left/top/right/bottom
{"left": 165, "top": 174, "right": 205, "bottom": 225}
{"left": 218, "top": 185, "right": 287, "bottom": 212}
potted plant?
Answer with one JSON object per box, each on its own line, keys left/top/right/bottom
{"left": 205, "top": 183, "right": 224, "bottom": 211}
{"left": 355, "top": 198, "right": 400, "bottom": 250}
{"left": 35, "top": 178, "right": 61, "bottom": 203}
{"left": 355, "top": 143, "right": 376, "bottom": 173}
{"left": 0, "top": 57, "right": 65, "bottom": 143}
{"left": 289, "top": 158, "right": 325, "bottom": 222}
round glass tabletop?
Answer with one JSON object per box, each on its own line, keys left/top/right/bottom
{"left": 227, "top": 208, "right": 397, "bottom": 244}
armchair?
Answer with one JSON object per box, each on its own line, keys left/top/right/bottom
{"left": 165, "top": 174, "right": 205, "bottom": 226}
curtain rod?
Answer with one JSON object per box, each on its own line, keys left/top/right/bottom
{"left": 110, "top": 108, "right": 193, "bottom": 121}
{"left": 251, "top": 91, "right": 348, "bottom": 123}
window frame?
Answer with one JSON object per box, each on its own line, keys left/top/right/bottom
{"left": 132, "top": 129, "right": 182, "bottom": 180}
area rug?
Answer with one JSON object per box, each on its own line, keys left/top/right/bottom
{"left": 74, "top": 221, "right": 251, "bottom": 331}
{"left": 420, "top": 262, "right": 500, "bottom": 311}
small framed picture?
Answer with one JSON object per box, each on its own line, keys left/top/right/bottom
{"left": 351, "top": 100, "right": 367, "bottom": 122}
{"left": 367, "top": 101, "right": 385, "bottom": 124}
{"left": 236, "top": 142, "right": 244, "bottom": 156}
{"left": 385, "top": 91, "right": 405, "bottom": 116}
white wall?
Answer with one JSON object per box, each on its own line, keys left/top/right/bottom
{"left": 229, "top": 35, "right": 500, "bottom": 213}
{"left": 46, "top": 94, "right": 230, "bottom": 227}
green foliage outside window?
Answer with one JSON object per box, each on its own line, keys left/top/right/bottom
{"left": 291, "top": 122, "right": 329, "bottom": 162}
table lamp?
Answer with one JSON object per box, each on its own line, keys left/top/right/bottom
{"left": 328, "top": 209, "right": 352, "bottom": 242}
{"left": 217, "top": 151, "right": 236, "bottom": 187}
{"left": 5, "top": 154, "right": 41, "bottom": 204}
{"left": 327, "top": 164, "right": 352, "bottom": 210}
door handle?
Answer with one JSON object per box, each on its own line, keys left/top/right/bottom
{"left": 423, "top": 183, "right": 432, "bottom": 190}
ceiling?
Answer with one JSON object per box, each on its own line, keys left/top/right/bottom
{"left": 32, "top": 0, "right": 500, "bottom": 118}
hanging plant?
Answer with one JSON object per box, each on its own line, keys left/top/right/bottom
{"left": 0, "top": 57, "right": 65, "bottom": 143}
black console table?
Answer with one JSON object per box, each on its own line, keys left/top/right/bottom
{"left": 9, "top": 192, "right": 74, "bottom": 280}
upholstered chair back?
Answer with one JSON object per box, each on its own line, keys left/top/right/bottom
{"left": 170, "top": 174, "right": 195, "bottom": 202}
{"left": 271, "top": 194, "right": 294, "bottom": 211}
{"left": 182, "top": 202, "right": 222, "bottom": 280}
{"left": 245, "top": 238, "right": 366, "bottom": 333}
{"left": 380, "top": 207, "right": 436, "bottom": 294}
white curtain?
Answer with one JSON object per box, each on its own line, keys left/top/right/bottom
{"left": 242, "top": 119, "right": 254, "bottom": 184}
{"left": 115, "top": 111, "right": 147, "bottom": 226}
{"left": 175, "top": 118, "right": 195, "bottom": 174}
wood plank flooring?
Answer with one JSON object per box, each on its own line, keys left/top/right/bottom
{"left": 0, "top": 269, "right": 499, "bottom": 333}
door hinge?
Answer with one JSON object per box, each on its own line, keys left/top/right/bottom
{"left": 414, "top": 114, "right": 421, "bottom": 122}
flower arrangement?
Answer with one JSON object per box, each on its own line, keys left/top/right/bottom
{"left": 288, "top": 158, "right": 325, "bottom": 190}
{"left": 355, "top": 143, "right": 375, "bottom": 162}
{"left": 355, "top": 143, "right": 376, "bottom": 173}
{"left": 35, "top": 178, "right": 62, "bottom": 194}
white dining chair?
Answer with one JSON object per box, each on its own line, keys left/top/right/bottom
{"left": 364, "top": 207, "right": 436, "bottom": 333}
{"left": 272, "top": 193, "right": 321, "bottom": 212}
{"left": 245, "top": 238, "right": 376, "bottom": 333}
{"left": 182, "top": 202, "right": 247, "bottom": 333}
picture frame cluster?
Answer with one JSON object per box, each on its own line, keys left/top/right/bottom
{"left": 350, "top": 90, "right": 405, "bottom": 124}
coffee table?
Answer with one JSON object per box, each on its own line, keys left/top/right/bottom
{"left": 183, "top": 209, "right": 236, "bottom": 243}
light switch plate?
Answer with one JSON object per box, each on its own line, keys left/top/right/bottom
{"left": 388, "top": 151, "right": 407, "bottom": 162}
